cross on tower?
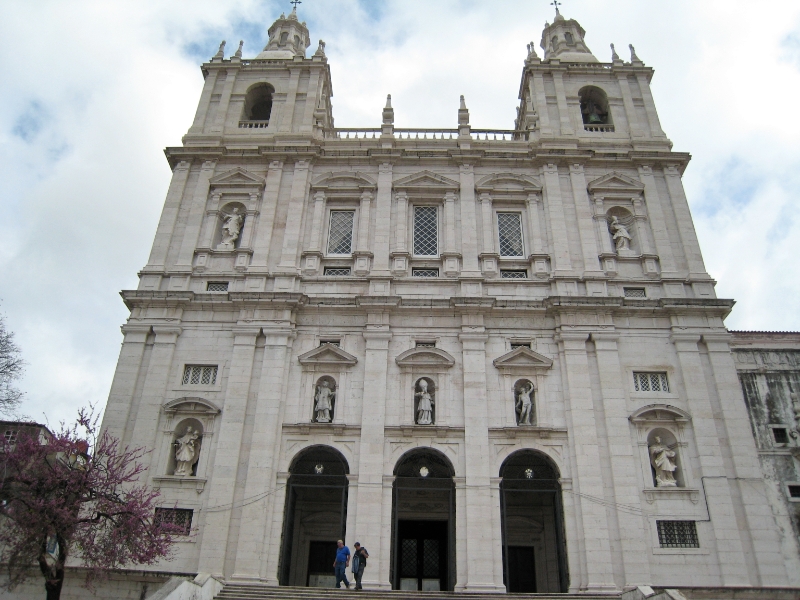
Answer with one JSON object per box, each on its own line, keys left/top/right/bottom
{"left": 290, "top": 0, "right": 301, "bottom": 9}
{"left": 551, "top": 0, "right": 562, "bottom": 14}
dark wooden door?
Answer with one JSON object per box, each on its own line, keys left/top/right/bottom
{"left": 507, "top": 546, "right": 536, "bottom": 592}
{"left": 307, "top": 540, "right": 337, "bottom": 585}
{"left": 397, "top": 520, "right": 448, "bottom": 591}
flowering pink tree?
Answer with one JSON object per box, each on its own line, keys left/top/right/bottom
{"left": 0, "top": 409, "right": 180, "bottom": 600}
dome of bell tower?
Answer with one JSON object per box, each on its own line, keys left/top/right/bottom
{"left": 540, "top": 8, "right": 598, "bottom": 63}
{"left": 255, "top": 6, "right": 311, "bottom": 59}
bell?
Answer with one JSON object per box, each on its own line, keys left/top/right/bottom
{"left": 588, "top": 112, "right": 603, "bottom": 124}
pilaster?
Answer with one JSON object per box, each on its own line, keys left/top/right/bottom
{"left": 542, "top": 164, "right": 573, "bottom": 273}
{"left": 458, "top": 164, "right": 481, "bottom": 277}
{"left": 248, "top": 161, "right": 285, "bottom": 281}
{"left": 188, "top": 70, "right": 220, "bottom": 134}
{"left": 370, "top": 163, "right": 394, "bottom": 281}
{"left": 530, "top": 73, "right": 553, "bottom": 136}
{"left": 175, "top": 161, "right": 217, "bottom": 274}
{"left": 276, "top": 160, "right": 311, "bottom": 283}
{"left": 664, "top": 165, "right": 708, "bottom": 278}
{"left": 568, "top": 164, "right": 603, "bottom": 277}
{"left": 279, "top": 67, "right": 302, "bottom": 133}
{"left": 637, "top": 165, "right": 677, "bottom": 276}
{"left": 102, "top": 325, "right": 151, "bottom": 442}
{"left": 616, "top": 73, "right": 643, "bottom": 138}
{"left": 551, "top": 70, "right": 574, "bottom": 136}
{"left": 635, "top": 73, "right": 666, "bottom": 138}
{"left": 144, "top": 161, "right": 191, "bottom": 274}
{"left": 210, "top": 67, "right": 239, "bottom": 134}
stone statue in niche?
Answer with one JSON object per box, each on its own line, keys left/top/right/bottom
{"left": 649, "top": 436, "right": 678, "bottom": 487}
{"left": 515, "top": 382, "right": 535, "bottom": 426}
{"left": 314, "top": 380, "right": 335, "bottom": 423}
{"left": 415, "top": 380, "right": 434, "bottom": 425}
{"left": 791, "top": 390, "right": 800, "bottom": 432}
{"left": 217, "top": 208, "right": 244, "bottom": 250}
{"left": 174, "top": 426, "right": 200, "bottom": 477}
{"left": 609, "top": 216, "right": 633, "bottom": 254}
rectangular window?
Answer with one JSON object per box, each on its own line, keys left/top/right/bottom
{"left": 3, "top": 430, "right": 18, "bottom": 444}
{"left": 510, "top": 343, "right": 531, "bottom": 350}
{"left": 500, "top": 269, "right": 528, "bottom": 279}
{"left": 416, "top": 341, "right": 436, "bottom": 348}
{"left": 633, "top": 372, "right": 669, "bottom": 393}
{"left": 323, "top": 267, "right": 351, "bottom": 276}
{"left": 319, "top": 339, "right": 341, "bottom": 347}
{"left": 412, "top": 268, "right": 439, "bottom": 278}
{"left": 624, "top": 287, "right": 646, "bottom": 298}
{"left": 182, "top": 365, "right": 218, "bottom": 386}
{"left": 206, "top": 282, "right": 229, "bottom": 292}
{"left": 773, "top": 428, "right": 790, "bottom": 444}
{"left": 497, "top": 213, "right": 524, "bottom": 257}
{"left": 657, "top": 520, "right": 699, "bottom": 548}
{"left": 788, "top": 485, "right": 800, "bottom": 499}
{"left": 413, "top": 206, "right": 438, "bottom": 256}
{"left": 155, "top": 508, "right": 193, "bottom": 536}
{"left": 327, "top": 211, "right": 355, "bottom": 255}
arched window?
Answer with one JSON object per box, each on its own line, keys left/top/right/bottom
{"left": 244, "top": 83, "right": 275, "bottom": 122}
{"left": 578, "top": 86, "right": 611, "bottom": 125}
{"left": 564, "top": 32, "right": 574, "bottom": 44}
{"left": 551, "top": 36, "right": 558, "bottom": 49}
{"left": 280, "top": 31, "right": 289, "bottom": 45}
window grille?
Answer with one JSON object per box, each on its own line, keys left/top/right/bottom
{"left": 3, "top": 430, "right": 17, "bottom": 444}
{"left": 319, "top": 340, "right": 341, "bottom": 347}
{"left": 500, "top": 270, "right": 528, "bottom": 279}
{"left": 633, "top": 372, "right": 669, "bottom": 392}
{"left": 416, "top": 341, "right": 436, "bottom": 348}
{"left": 155, "top": 508, "right": 193, "bottom": 536}
{"left": 511, "top": 343, "right": 531, "bottom": 350}
{"left": 788, "top": 485, "right": 800, "bottom": 499}
{"left": 413, "top": 206, "right": 438, "bottom": 256}
{"left": 412, "top": 268, "right": 439, "bottom": 278}
{"left": 323, "top": 267, "right": 351, "bottom": 276}
{"left": 206, "top": 282, "right": 229, "bottom": 292}
{"left": 327, "top": 211, "right": 355, "bottom": 255}
{"left": 773, "top": 428, "right": 789, "bottom": 444}
{"left": 498, "top": 213, "right": 524, "bottom": 257}
{"left": 656, "top": 520, "right": 699, "bottom": 548}
{"left": 182, "top": 365, "right": 218, "bottom": 386}
{"left": 624, "top": 287, "right": 646, "bottom": 298}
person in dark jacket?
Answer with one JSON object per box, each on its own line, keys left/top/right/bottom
{"left": 351, "top": 542, "right": 369, "bottom": 590}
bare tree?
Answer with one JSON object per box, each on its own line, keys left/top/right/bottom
{"left": 0, "top": 313, "right": 24, "bottom": 415}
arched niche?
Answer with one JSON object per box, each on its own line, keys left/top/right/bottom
{"left": 514, "top": 379, "right": 536, "bottom": 426}
{"left": 493, "top": 346, "right": 553, "bottom": 428}
{"left": 391, "top": 448, "right": 456, "bottom": 591}
{"left": 243, "top": 83, "right": 275, "bottom": 122}
{"left": 414, "top": 377, "right": 436, "bottom": 425}
{"left": 312, "top": 375, "right": 337, "bottom": 424}
{"left": 646, "top": 427, "right": 683, "bottom": 488}
{"left": 606, "top": 206, "right": 636, "bottom": 256}
{"left": 396, "top": 347, "right": 455, "bottom": 427}
{"left": 168, "top": 418, "right": 203, "bottom": 477}
{"left": 280, "top": 445, "right": 350, "bottom": 587}
{"left": 578, "top": 86, "right": 611, "bottom": 125}
{"left": 215, "top": 201, "right": 247, "bottom": 250}
{"left": 499, "top": 449, "right": 567, "bottom": 593}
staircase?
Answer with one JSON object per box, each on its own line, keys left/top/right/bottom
{"left": 214, "top": 585, "right": 622, "bottom": 600}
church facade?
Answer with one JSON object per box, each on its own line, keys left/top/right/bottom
{"left": 98, "top": 6, "right": 800, "bottom": 595}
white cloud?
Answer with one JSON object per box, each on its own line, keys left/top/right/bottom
{"left": 1, "top": 0, "right": 799, "bottom": 425}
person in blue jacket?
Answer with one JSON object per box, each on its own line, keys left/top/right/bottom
{"left": 333, "top": 539, "right": 351, "bottom": 589}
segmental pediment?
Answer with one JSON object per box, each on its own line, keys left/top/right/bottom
{"left": 163, "top": 397, "right": 221, "bottom": 415}
{"left": 395, "top": 347, "right": 456, "bottom": 369}
{"left": 629, "top": 404, "right": 691, "bottom": 424}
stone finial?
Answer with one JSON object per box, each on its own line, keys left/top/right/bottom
{"left": 527, "top": 41, "right": 539, "bottom": 60}
{"left": 234, "top": 40, "right": 243, "bottom": 58}
{"left": 458, "top": 95, "right": 470, "bottom": 134}
{"left": 460, "top": 95, "right": 467, "bottom": 110}
{"left": 385, "top": 94, "right": 392, "bottom": 109}
{"left": 610, "top": 43, "right": 619, "bottom": 61}
{"left": 314, "top": 39, "right": 326, "bottom": 56}
{"left": 214, "top": 40, "right": 226, "bottom": 59}
{"left": 629, "top": 44, "right": 641, "bottom": 62}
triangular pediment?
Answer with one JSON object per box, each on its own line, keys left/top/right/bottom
{"left": 393, "top": 170, "right": 460, "bottom": 191}
{"left": 298, "top": 343, "right": 358, "bottom": 366}
{"left": 311, "top": 171, "right": 377, "bottom": 192}
{"left": 493, "top": 346, "right": 553, "bottom": 371}
{"left": 209, "top": 167, "right": 265, "bottom": 189}
{"left": 587, "top": 171, "right": 645, "bottom": 194}
{"left": 395, "top": 347, "right": 456, "bottom": 369}
{"left": 475, "top": 172, "right": 542, "bottom": 194}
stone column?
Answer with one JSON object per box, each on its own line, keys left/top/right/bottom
{"left": 459, "top": 316, "right": 503, "bottom": 591}
{"left": 188, "top": 70, "right": 220, "bottom": 134}
{"left": 355, "top": 324, "right": 392, "bottom": 589}
{"left": 444, "top": 191, "right": 457, "bottom": 254}
{"left": 210, "top": 68, "right": 239, "bottom": 134}
{"left": 637, "top": 166, "right": 677, "bottom": 275}
{"left": 551, "top": 70, "right": 574, "bottom": 136}
{"left": 128, "top": 326, "right": 181, "bottom": 453}
{"left": 635, "top": 73, "right": 666, "bottom": 138}
{"left": 232, "top": 329, "right": 294, "bottom": 582}
{"left": 670, "top": 333, "right": 749, "bottom": 585}
{"left": 663, "top": 165, "right": 708, "bottom": 277}
{"left": 616, "top": 73, "right": 643, "bottom": 138}
{"left": 556, "top": 331, "right": 616, "bottom": 592}
{"left": 356, "top": 191, "right": 373, "bottom": 252}
{"left": 458, "top": 164, "right": 481, "bottom": 277}
{"left": 530, "top": 74, "right": 553, "bottom": 136}
{"left": 144, "top": 161, "right": 191, "bottom": 272}
{"left": 591, "top": 332, "right": 652, "bottom": 586}
{"left": 370, "top": 163, "right": 394, "bottom": 286}
{"left": 702, "top": 333, "right": 789, "bottom": 584}
{"left": 102, "top": 324, "right": 151, "bottom": 442}
{"left": 307, "top": 191, "right": 327, "bottom": 253}
{"left": 479, "top": 193, "right": 494, "bottom": 254}
{"left": 568, "top": 164, "right": 602, "bottom": 275}
{"left": 249, "top": 161, "right": 285, "bottom": 274}
{"left": 176, "top": 161, "right": 217, "bottom": 271}
{"left": 276, "top": 161, "right": 311, "bottom": 273}
{"left": 542, "top": 164, "right": 572, "bottom": 273}
{"left": 279, "top": 67, "right": 301, "bottom": 133}
{"left": 199, "top": 327, "right": 261, "bottom": 577}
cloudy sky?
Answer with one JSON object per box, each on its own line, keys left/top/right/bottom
{"left": 1, "top": 0, "right": 799, "bottom": 426}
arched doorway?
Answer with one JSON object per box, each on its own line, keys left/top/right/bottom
{"left": 500, "top": 449, "right": 568, "bottom": 593}
{"left": 391, "top": 448, "right": 455, "bottom": 592}
{"left": 278, "top": 445, "right": 349, "bottom": 587}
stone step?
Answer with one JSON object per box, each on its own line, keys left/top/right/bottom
{"left": 214, "top": 584, "right": 621, "bottom": 600}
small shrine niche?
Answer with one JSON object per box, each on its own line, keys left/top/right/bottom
{"left": 414, "top": 377, "right": 436, "bottom": 425}
{"left": 647, "top": 428, "right": 683, "bottom": 488}
{"left": 514, "top": 379, "right": 536, "bottom": 426}
{"left": 312, "top": 375, "right": 337, "bottom": 423}
{"left": 169, "top": 418, "right": 204, "bottom": 477}
{"left": 215, "top": 202, "right": 247, "bottom": 251}
{"left": 606, "top": 207, "right": 636, "bottom": 257}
